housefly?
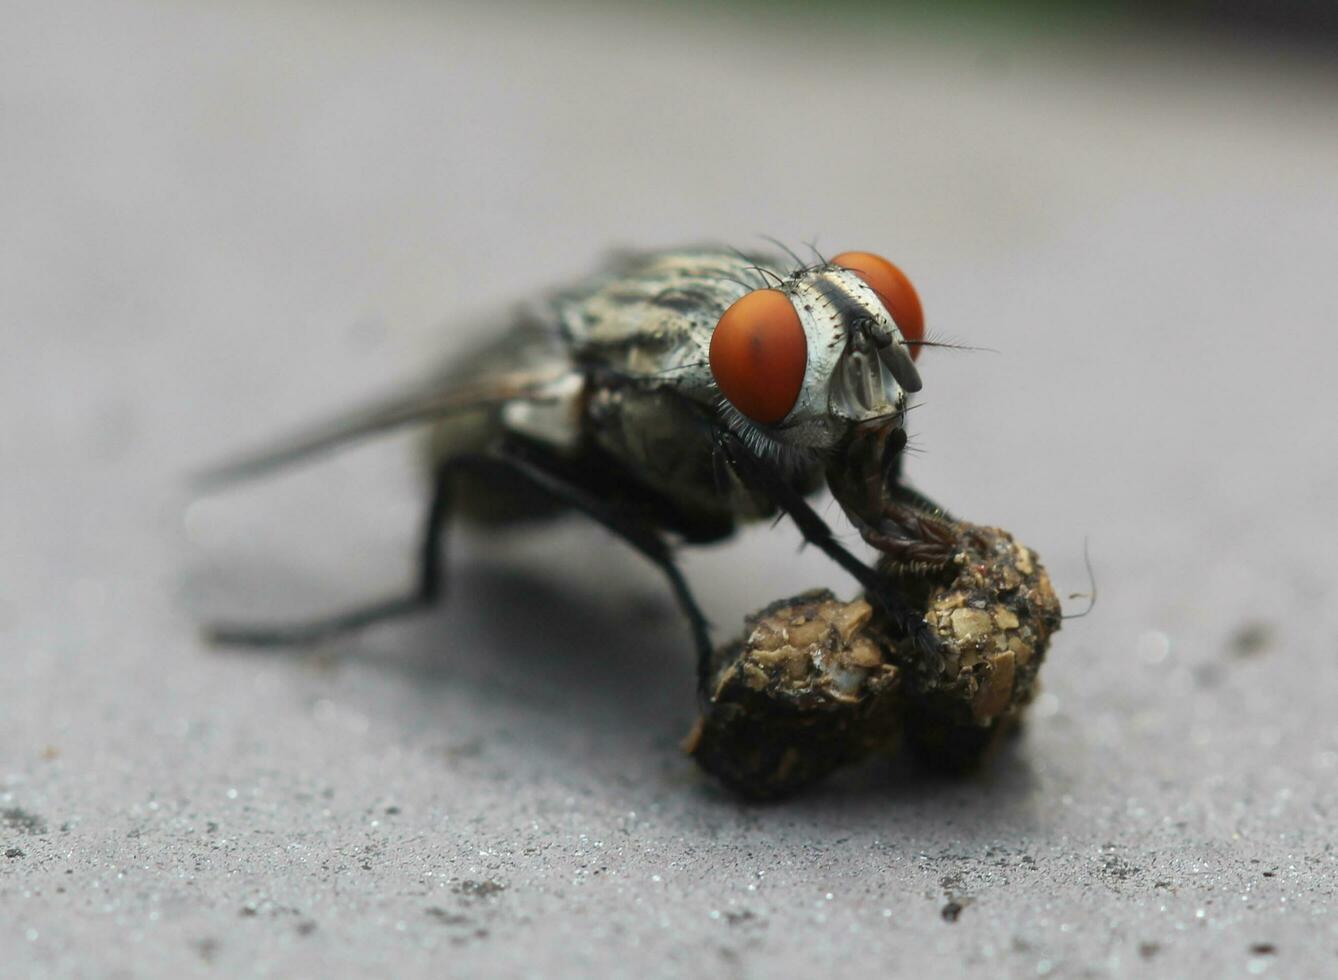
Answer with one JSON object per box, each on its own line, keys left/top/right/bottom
{"left": 198, "top": 246, "right": 956, "bottom": 696}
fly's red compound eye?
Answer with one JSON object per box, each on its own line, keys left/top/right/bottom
{"left": 708, "top": 288, "right": 807, "bottom": 424}
{"left": 831, "top": 251, "right": 925, "bottom": 360}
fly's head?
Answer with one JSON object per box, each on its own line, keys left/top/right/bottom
{"left": 707, "top": 250, "right": 925, "bottom": 464}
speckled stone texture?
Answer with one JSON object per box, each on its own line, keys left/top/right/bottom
{"left": 4, "top": 2, "right": 1337, "bottom": 977}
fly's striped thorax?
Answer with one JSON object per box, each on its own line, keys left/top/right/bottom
{"left": 554, "top": 249, "right": 787, "bottom": 397}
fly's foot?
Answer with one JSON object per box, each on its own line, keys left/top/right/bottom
{"left": 204, "top": 621, "right": 330, "bottom": 648}
{"left": 860, "top": 504, "right": 959, "bottom": 573}
{"left": 204, "top": 594, "right": 432, "bottom": 648}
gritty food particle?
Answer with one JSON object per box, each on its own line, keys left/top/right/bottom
{"left": 688, "top": 521, "right": 1062, "bottom": 796}
{"left": 427, "top": 907, "right": 471, "bottom": 926}
{"left": 686, "top": 590, "right": 901, "bottom": 799}
{"left": 454, "top": 879, "right": 506, "bottom": 899}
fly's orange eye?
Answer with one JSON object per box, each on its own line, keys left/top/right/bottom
{"left": 831, "top": 251, "right": 925, "bottom": 360}
{"left": 708, "top": 288, "right": 807, "bottom": 424}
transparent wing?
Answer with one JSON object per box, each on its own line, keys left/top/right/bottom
{"left": 192, "top": 365, "right": 570, "bottom": 489}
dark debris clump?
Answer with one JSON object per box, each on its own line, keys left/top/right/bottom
{"left": 683, "top": 590, "right": 902, "bottom": 799}
{"left": 687, "top": 521, "right": 1062, "bottom": 798}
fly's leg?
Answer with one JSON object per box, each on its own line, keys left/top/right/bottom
{"left": 711, "top": 428, "right": 941, "bottom": 658}
{"left": 866, "top": 475, "right": 960, "bottom": 576}
{"left": 886, "top": 483, "right": 954, "bottom": 523}
{"left": 206, "top": 443, "right": 714, "bottom": 692}
{"left": 483, "top": 439, "right": 713, "bottom": 695}
{"left": 204, "top": 453, "right": 458, "bottom": 647}
{"left": 826, "top": 419, "right": 958, "bottom": 576}
{"left": 857, "top": 505, "right": 959, "bottom": 576}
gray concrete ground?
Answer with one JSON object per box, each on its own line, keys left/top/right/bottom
{"left": 4, "top": 1, "right": 1338, "bottom": 976}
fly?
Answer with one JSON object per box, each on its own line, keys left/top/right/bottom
{"left": 196, "top": 245, "right": 955, "bottom": 697}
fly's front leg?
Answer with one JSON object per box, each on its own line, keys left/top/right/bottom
{"left": 826, "top": 419, "right": 958, "bottom": 576}
{"left": 711, "top": 427, "right": 940, "bottom": 657}
{"left": 857, "top": 505, "right": 958, "bottom": 576}
{"left": 846, "top": 483, "right": 959, "bottom": 577}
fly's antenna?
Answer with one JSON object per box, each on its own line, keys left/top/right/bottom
{"left": 1061, "top": 538, "right": 1098, "bottom": 619}
{"left": 759, "top": 235, "right": 810, "bottom": 276}
{"left": 904, "top": 338, "right": 998, "bottom": 355}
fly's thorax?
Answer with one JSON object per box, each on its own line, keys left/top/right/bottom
{"left": 555, "top": 248, "right": 762, "bottom": 388}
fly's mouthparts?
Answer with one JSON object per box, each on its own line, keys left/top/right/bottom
{"left": 831, "top": 346, "right": 901, "bottom": 419}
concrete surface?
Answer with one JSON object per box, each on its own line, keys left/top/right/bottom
{"left": 4, "top": 1, "right": 1338, "bottom": 976}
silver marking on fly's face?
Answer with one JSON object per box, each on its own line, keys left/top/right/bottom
{"left": 780, "top": 268, "right": 920, "bottom": 442}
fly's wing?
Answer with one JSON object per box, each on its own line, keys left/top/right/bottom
{"left": 195, "top": 247, "right": 781, "bottom": 488}
{"left": 193, "top": 315, "right": 573, "bottom": 489}
{"left": 192, "top": 365, "right": 571, "bottom": 488}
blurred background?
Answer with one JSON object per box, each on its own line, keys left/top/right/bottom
{"left": 3, "top": 1, "right": 1337, "bottom": 977}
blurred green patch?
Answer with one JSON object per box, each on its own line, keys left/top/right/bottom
{"left": 625, "top": 0, "right": 1338, "bottom": 45}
